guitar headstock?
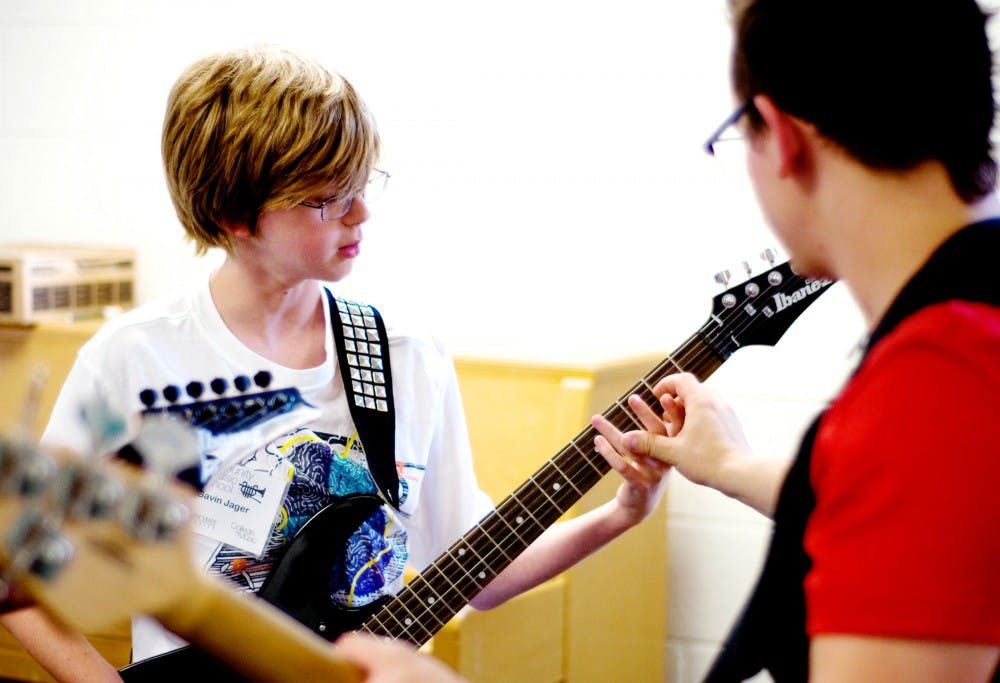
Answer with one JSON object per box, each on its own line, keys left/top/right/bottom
{"left": 0, "top": 403, "right": 361, "bottom": 682}
{"left": 704, "top": 252, "right": 834, "bottom": 358}
{"left": 0, "top": 430, "right": 197, "bottom": 633}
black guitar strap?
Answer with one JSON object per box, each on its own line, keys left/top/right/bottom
{"left": 324, "top": 288, "right": 399, "bottom": 509}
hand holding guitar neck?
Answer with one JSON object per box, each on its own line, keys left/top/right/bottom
{"left": 0, "top": 400, "right": 363, "bottom": 683}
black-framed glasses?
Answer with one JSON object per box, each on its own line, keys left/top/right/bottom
{"left": 703, "top": 101, "right": 751, "bottom": 156}
{"left": 299, "top": 168, "right": 391, "bottom": 221}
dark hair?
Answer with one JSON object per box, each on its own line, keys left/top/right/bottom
{"left": 731, "top": 0, "right": 997, "bottom": 202}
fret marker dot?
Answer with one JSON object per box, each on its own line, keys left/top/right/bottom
{"left": 458, "top": 548, "right": 466, "bottom": 556}
{"left": 427, "top": 597, "right": 435, "bottom": 605}
{"left": 515, "top": 516, "right": 524, "bottom": 524}
{"left": 553, "top": 482, "right": 561, "bottom": 491}
{"left": 478, "top": 571, "right": 486, "bottom": 579}
{"left": 404, "top": 618, "right": 412, "bottom": 625}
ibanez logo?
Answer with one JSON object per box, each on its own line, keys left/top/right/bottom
{"left": 768, "top": 278, "right": 832, "bottom": 316}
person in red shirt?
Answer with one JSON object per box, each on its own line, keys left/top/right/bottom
{"left": 588, "top": 0, "right": 1000, "bottom": 681}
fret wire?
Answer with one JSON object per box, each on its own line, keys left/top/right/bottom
{"left": 423, "top": 572, "right": 451, "bottom": 612}
{"left": 467, "top": 522, "right": 513, "bottom": 565}
{"left": 361, "top": 614, "right": 386, "bottom": 637}
{"left": 664, "top": 354, "right": 685, "bottom": 373}
{"left": 388, "top": 596, "right": 438, "bottom": 642}
{"left": 440, "top": 545, "right": 488, "bottom": 590}
{"left": 417, "top": 581, "right": 468, "bottom": 629}
{"left": 373, "top": 607, "right": 408, "bottom": 636}
{"left": 504, "top": 488, "right": 551, "bottom": 530}
{"left": 369, "top": 593, "right": 412, "bottom": 634}
{"left": 395, "top": 585, "right": 447, "bottom": 632}
{"left": 476, "top": 509, "right": 532, "bottom": 557}
{"left": 614, "top": 397, "right": 644, "bottom": 430}
{"left": 430, "top": 554, "right": 482, "bottom": 595}
{"left": 485, "top": 507, "right": 532, "bottom": 550}
{"left": 513, "top": 488, "right": 570, "bottom": 530}
{"left": 547, "top": 458, "right": 585, "bottom": 497}
{"left": 531, "top": 461, "right": 594, "bottom": 516}
{"left": 457, "top": 541, "right": 498, "bottom": 587}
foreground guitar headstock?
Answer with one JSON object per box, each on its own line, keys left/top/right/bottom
{"left": 0, "top": 415, "right": 361, "bottom": 683}
{"left": 0, "top": 439, "right": 192, "bottom": 637}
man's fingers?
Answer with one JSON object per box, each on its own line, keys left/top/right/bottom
{"left": 626, "top": 394, "right": 668, "bottom": 434}
{"left": 652, "top": 371, "right": 699, "bottom": 400}
{"left": 621, "top": 430, "right": 677, "bottom": 467}
{"left": 592, "top": 412, "right": 677, "bottom": 467}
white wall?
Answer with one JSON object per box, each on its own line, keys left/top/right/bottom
{"left": 10, "top": 1, "right": 991, "bottom": 681}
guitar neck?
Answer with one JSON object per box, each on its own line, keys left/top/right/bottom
{"left": 363, "top": 330, "right": 724, "bottom": 644}
{"left": 160, "top": 572, "right": 362, "bottom": 683}
{"left": 360, "top": 260, "right": 832, "bottom": 645}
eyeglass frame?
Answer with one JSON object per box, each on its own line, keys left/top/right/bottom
{"left": 703, "top": 100, "right": 754, "bottom": 156}
{"left": 299, "top": 168, "right": 391, "bottom": 221}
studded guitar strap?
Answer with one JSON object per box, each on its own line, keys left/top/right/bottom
{"left": 324, "top": 288, "right": 399, "bottom": 509}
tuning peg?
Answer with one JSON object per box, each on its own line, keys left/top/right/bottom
{"left": 4, "top": 509, "right": 75, "bottom": 581}
{"left": 15, "top": 366, "right": 49, "bottom": 444}
{"left": 119, "top": 487, "right": 189, "bottom": 542}
{"left": 714, "top": 270, "right": 732, "bottom": 286}
{"left": 761, "top": 248, "right": 778, "bottom": 265}
{"left": 742, "top": 260, "right": 752, "bottom": 276}
{"left": 132, "top": 414, "right": 200, "bottom": 479}
{"left": 51, "top": 462, "right": 123, "bottom": 520}
{"left": 78, "top": 399, "right": 127, "bottom": 457}
{"left": 0, "top": 440, "right": 56, "bottom": 498}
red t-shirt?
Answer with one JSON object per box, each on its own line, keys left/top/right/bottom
{"left": 805, "top": 301, "right": 1000, "bottom": 645}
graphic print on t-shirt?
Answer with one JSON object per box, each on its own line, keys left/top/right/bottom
{"left": 204, "top": 426, "right": 408, "bottom": 609}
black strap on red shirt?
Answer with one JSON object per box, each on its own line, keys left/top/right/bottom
{"left": 705, "top": 220, "right": 1000, "bottom": 682}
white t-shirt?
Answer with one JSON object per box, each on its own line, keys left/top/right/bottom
{"left": 41, "top": 280, "right": 494, "bottom": 662}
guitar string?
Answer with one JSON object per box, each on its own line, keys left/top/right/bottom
{"left": 390, "top": 271, "right": 821, "bottom": 641}
{"left": 365, "top": 269, "right": 821, "bottom": 641}
{"left": 365, "top": 269, "right": 827, "bottom": 641}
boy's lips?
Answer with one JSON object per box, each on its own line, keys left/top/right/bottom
{"left": 339, "top": 241, "right": 361, "bottom": 257}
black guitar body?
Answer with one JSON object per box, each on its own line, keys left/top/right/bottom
{"left": 119, "top": 493, "right": 387, "bottom": 682}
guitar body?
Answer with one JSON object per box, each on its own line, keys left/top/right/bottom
{"left": 119, "top": 493, "right": 387, "bottom": 681}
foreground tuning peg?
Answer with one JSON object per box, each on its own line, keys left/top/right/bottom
{"left": 0, "top": 440, "right": 57, "bottom": 498}
{"left": 761, "top": 248, "right": 778, "bottom": 265}
{"left": 51, "top": 462, "right": 124, "bottom": 520}
{"left": 4, "top": 509, "right": 75, "bottom": 581}
{"left": 714, "top": 270, "right": 732, "bottom": 286}
{"left": 78, "top": 399, "right": 127, "bottom": 457}
{"left": 132, "top": 414, "right": 200, "bottom": 479}
{"left": 118, "top": 487, "right": 188, "bottom": 542}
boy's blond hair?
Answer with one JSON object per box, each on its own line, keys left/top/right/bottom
{"left": 162, "top": 44, "right": 380, "bottom": 254}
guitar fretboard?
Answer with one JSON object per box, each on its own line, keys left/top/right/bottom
{"left": 362, "top": 335, "right": 723, "bottom": 643}
{"left": 360, "top": 262, "right": 828, "bottom": 644}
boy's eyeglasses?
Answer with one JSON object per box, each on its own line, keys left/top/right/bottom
{"left": 299, "top": 168, "right": 391, "bottom": 221}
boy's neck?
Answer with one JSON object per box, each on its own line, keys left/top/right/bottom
{"left": 208, "top": 261, "right": 328, "bottom": 369}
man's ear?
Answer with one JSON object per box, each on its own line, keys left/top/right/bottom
{"left": 752, "top": 94, "right": 808, "bottom": 178}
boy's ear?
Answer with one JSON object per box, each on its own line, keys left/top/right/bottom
{"left": 752, "top": 94, "right": 809, "bottom": 178}
{"left": 219, "top": 219, "right": 252, "bottom": 239}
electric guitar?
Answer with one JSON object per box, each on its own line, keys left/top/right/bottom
{"left": 0, "top": 423, "right": 362, "bottom": 683}
{"left": 121, "top": 257, "right": 834, "bottom": 679}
